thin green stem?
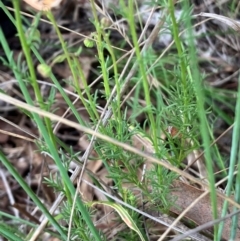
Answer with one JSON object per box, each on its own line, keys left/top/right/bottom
{"left": 182, "top": 0, "right": 218, "bottom": 238}
{"left": 0, "top": 7, "right": 102, "bottom": 240}
{"left": 12, "top": 0, "right": 42, "bottom": 104}
{"left": 89, "top": 1, "right": 111, "bottom": 100}
{"left": 168, "top": 0, "right": 187, "bottom": 89}
{"left": 0, "top": 151, "right": 67, "bottom": 239}
{"left": 103, "top": 33, "right": 121, "bottom": 120}
{"left": 12, "top": 0, "right": 57, "bottom": 151}
{"left": 224, "top": 76, "right": 240, "bottom": 240}
{"left": 31, "top": 47, "right": 87, "bottom": 126}
{"left": 127, "top": 0, "right": 157, "bottom": 147}
{"left": 46, "top": 12, "right": 95, "bottom": 119}
{"left": 73, "top": 56, "right": 99, "bottom": 120}
{"left": 45, "top": 11, "right": 102, "bottom": 241}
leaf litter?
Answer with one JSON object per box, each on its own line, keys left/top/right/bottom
{"left": 0, "top": 0, "right": 240, "bottom": 240}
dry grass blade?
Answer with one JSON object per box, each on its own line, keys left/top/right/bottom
{"left": 2, "top": 1, "right": 240, "bottom": 240}
{"left": 0, "top": 129, "right": 35, "bottom": 142}
{"left": 170, "top": 209, "right": 240, "bottom": 241}
{"left": 199, "top": 12, "right": 240, "bottom": 32}
{"left": 0, "top": 93, "right": 239, "bottom": 209}
{"left": 0, "top": 169, "right": 19, "bottom": 217}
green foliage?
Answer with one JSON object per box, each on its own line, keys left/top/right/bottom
{"left": 59, "top": 201, "right": 104, "bottom": 241}
{"left": 146, "top": 165, "right": 177, "bottom": 212}
{"left": 0, "top": 223, "right": 25, "bottom": 241}
{"left": 1, "top": 0, "right": 239, "bottom": 240}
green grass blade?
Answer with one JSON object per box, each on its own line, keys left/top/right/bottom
{"left": 0, "top": 151, "right": 67, "bottom": 239}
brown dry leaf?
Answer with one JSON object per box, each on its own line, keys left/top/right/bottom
{"left": 79, "top": 134, "right": 103, "bottom": 201}
{"left": 94, "top": 168, "right": 117, "bottom": 226}
{"left": 52, "top": 57, "right": 94, "bottom": 91}
{"left": 170, "top": 180, "right": 240, "bottom": 240}
{"left": 78, "top": 134, "right": 95, "bottom": 151}
{"left": 0, "top": 121, "right": 10, "bottom": 143}
{"left": 0, "top": 178, "right": 10, "bottom": 211}
{"left": 147, "top": 219, "right": 176, "bottom": 239}
{"left": 80, "top": 159, "right": 102, "bottom": 202}
{"left": 12, "top": 203, "right": 40, "bottom": 224}
{"left": 78, "top": 57, "right": 95, "bottom": 89}
{"left": 131, "top": 127, "right": 155, "bottom": 172}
